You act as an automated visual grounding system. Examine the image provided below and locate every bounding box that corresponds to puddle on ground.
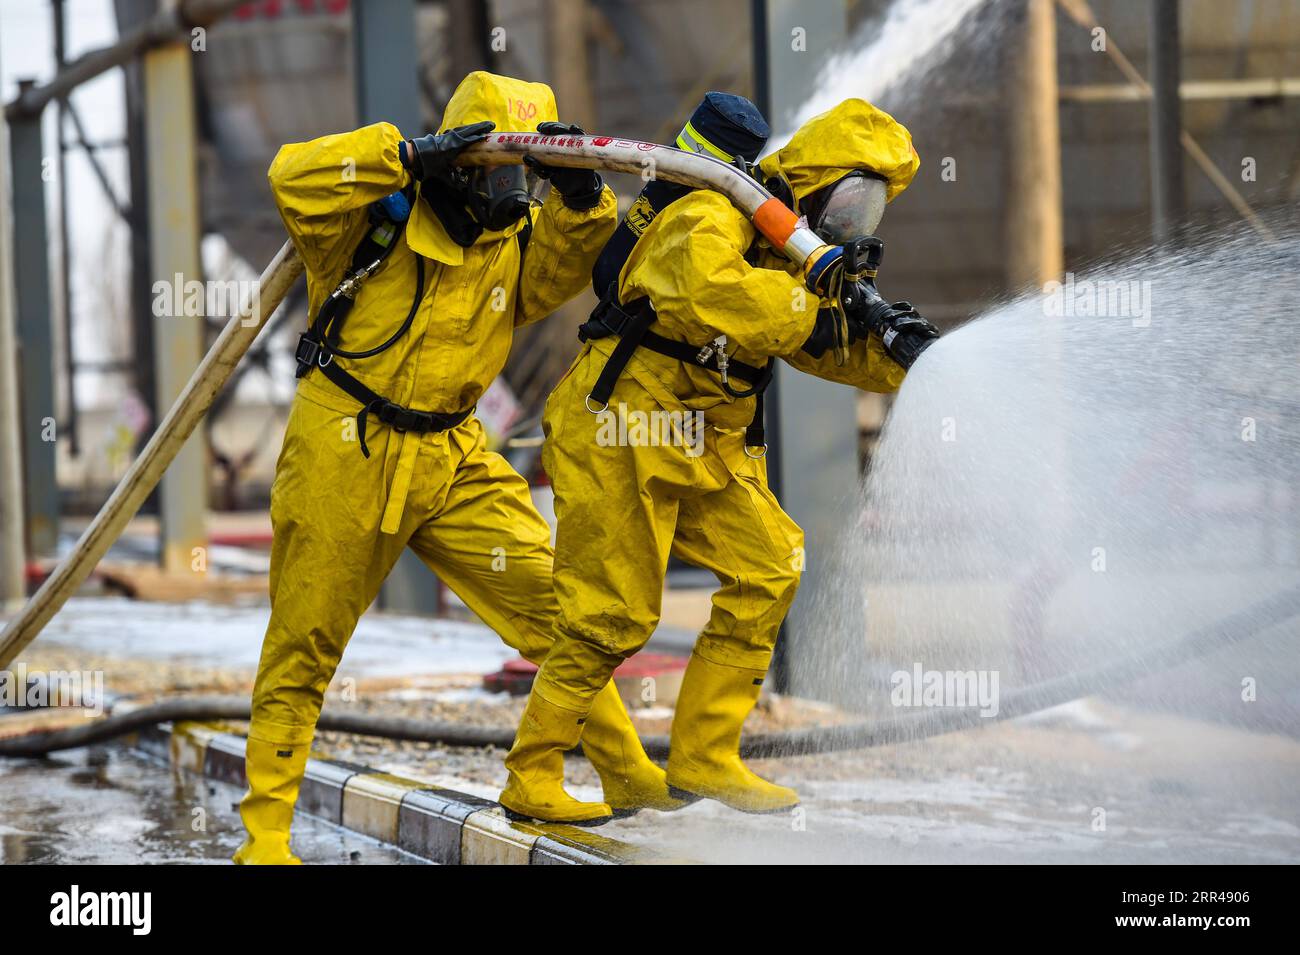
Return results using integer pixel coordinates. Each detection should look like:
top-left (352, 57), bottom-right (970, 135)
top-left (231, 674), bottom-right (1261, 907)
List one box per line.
top-left (0, 744), bottom-right (420, 865)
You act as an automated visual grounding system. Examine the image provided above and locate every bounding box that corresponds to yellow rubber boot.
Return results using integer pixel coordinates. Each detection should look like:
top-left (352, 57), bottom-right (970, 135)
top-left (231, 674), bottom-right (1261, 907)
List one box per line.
top-left (232, 737), bottom-right (311, 864)
top-left (666, 652), bottom-right (799, 814)
top-left (580, 682), bottom-right (685, 816)
top-left (500, 692), bottom-right (614, 825)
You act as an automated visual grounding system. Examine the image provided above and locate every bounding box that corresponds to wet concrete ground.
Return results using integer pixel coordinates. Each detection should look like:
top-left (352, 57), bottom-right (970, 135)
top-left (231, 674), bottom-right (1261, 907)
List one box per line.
top-left (0, 744), bottom-right (418, 865)
top-left (601, 702), bottom-right (1300, 864)
top-left (5, 699), bottom-right (1297, 865)
top-left (336, 698), bottom-right (1300, 865)
top-left (6, 597), bottom-right (1297, 865)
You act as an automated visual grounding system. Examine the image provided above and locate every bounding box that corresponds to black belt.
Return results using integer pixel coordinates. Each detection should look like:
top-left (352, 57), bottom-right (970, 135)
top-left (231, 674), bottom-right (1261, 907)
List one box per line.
top-left (578, 296), bottom-right (771, 451)
top-left (316, 359), bottom-right (472, 459)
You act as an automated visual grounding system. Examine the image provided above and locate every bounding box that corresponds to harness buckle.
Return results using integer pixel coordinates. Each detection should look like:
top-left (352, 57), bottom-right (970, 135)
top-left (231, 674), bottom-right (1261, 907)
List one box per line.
top-left (598, 305), bottom-right (633, 337)
top-left (377, 401), bottom-right (434, 433)
top-left (294, 333), bottom-right (323, 379)
top-left (585, 395), bottom-right (609, 415)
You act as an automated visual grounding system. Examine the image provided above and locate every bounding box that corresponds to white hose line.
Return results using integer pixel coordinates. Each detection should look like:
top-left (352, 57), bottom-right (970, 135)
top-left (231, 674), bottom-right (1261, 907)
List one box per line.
top-left (459, 132), bottom-right (830, 267)
top-left (0, 242), bottom-right (303, 670)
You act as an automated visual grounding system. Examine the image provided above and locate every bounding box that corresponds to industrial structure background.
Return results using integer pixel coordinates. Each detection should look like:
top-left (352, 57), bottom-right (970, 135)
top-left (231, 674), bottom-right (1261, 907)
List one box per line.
top-left (1, 0), bottom-right (1298, 873)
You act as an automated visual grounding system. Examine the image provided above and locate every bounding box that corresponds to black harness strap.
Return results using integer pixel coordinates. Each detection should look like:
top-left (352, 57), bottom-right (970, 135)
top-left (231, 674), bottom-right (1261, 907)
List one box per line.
top-left (295, 200), bottom-right (536, 459)
top-left (579, 292), bottom-right (772, 449)
top-left (516, 215), bottom-right (532, 258)
top-left (295, 191), bottom-right (419, 378)
top-left (582, 299), bottom-right (655, 410)
top-left (318, 360), bottom-right (472, 459)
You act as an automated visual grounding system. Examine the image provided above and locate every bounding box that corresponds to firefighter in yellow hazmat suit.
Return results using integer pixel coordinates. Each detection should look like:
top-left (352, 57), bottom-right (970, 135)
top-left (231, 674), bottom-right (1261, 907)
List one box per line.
top-left (235, 72), bottom-right (677, 864)
top-left (500, 98), bottom-right (938, 823)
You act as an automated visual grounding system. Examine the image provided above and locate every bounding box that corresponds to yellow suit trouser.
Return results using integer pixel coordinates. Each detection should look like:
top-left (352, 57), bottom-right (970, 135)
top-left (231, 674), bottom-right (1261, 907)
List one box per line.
top-left (249, 387), bottom-right (557, 749)
top-left (530, 351), bottom-right (805, 713)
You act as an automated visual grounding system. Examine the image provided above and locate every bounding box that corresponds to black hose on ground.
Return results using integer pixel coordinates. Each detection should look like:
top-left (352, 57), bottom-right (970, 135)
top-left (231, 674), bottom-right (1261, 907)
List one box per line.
top-left (0, 698), bottom-right (519, 759)
top-left (2, 585), bottom-right (1297, 761)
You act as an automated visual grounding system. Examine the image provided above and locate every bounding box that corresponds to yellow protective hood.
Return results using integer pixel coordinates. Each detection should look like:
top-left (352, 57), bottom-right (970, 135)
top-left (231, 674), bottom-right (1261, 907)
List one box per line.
top-left (408, 72), bottom-right (559, 265)
top-left (758, 99), bottom-right (919, 214)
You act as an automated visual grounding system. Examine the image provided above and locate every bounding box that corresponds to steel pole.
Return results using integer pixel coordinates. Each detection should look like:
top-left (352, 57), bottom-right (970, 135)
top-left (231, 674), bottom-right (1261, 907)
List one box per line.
top-left (1148, 0), bottom-right (1185, 247)
top-left (144, 39), bottom-right (207, 573)
top-left (8, 82), bottom-right (60, 559)
top-left (4, 0), bottom-right (249, 121)
top-left (0, 47), bottom-right (28, 606)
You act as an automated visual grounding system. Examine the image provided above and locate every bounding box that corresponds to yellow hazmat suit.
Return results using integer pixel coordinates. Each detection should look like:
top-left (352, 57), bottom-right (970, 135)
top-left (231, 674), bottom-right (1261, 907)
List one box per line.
top-left (500, 98), bottom-right (919, 819)
top-left (236, 72), bottom-right (668, 863)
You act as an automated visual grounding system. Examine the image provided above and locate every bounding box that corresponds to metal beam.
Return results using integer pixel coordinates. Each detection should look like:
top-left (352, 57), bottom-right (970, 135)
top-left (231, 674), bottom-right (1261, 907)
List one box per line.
top-left (350, 0), bottom-right (435, 615)
top-left (9, 81), bottom-right (60, 559)
top-left (0, 48), bottom-right (28, 604)
top-left (1005, 0), bottom-right (1064, 291)
top-left (1056, 0), bottom-right (1275, 241)
top-left (53, 0), bottom-right (79, 456)
top-left (4, 0), bottom-right (248, 122)
top-left (144, 41), bottom-right (206, 573)
top-left (1149, 0), bottom-right (1185, 247)
top-left (763, 0), bottom-right (856, 699)
top-left (546, 0), bottom-right (596, 129)
top-left (1060, 77), bottom-right (1300, 103)
top-left (1006, 0), bottom-right (1067, 686)
top-left (445, 0), bottom-right (497, 84)
top-left (751, 0), bottom-right (793, 692)
top-left (121, 14), bottom-right (158, 450)
top-left (352, 0), bottom-right (421, 133)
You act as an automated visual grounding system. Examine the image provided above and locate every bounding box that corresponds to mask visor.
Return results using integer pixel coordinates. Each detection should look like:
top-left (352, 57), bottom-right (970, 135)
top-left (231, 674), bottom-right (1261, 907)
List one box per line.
top-left (812, 174), bottom-right (888, 244)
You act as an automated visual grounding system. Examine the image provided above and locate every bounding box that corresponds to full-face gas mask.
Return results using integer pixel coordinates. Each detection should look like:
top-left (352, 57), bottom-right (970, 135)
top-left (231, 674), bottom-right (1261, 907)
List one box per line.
top-left (466, 164), bottom-right (532, 232)
top-left (803, 170), bottom-right (889, 245)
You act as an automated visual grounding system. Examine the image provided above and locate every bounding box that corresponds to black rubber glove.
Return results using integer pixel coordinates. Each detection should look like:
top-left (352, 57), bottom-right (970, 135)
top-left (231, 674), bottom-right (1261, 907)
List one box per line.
top-left (800, 307), bottom-right (853, 359)
top-left (525, 121), bottom-right (603, 209)
top-left (404, 121), bottom-right (495, 182)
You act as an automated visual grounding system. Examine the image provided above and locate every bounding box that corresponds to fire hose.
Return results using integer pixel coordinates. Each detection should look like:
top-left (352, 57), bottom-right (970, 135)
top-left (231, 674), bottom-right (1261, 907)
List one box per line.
top-left (3, 583), bottom-right (1296, 759)
top-left (2, 133), bottom-right (1295, 759)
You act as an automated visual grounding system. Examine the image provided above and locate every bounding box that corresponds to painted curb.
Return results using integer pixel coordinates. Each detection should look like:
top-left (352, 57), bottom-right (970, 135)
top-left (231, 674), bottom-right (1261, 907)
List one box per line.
top-left (134, 720), bottom-right (675, 865)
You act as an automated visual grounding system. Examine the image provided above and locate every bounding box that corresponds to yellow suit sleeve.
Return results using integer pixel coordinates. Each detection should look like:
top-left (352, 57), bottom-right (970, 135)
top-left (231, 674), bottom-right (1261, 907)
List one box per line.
top-left (782, 331), bottom-right (908, 393)
top-left (267, 122), bottom-right (410, 277)
top-left (513, 183), bottom-right (619, 328)
top-left (621, 190), bottom-right (820, 356)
